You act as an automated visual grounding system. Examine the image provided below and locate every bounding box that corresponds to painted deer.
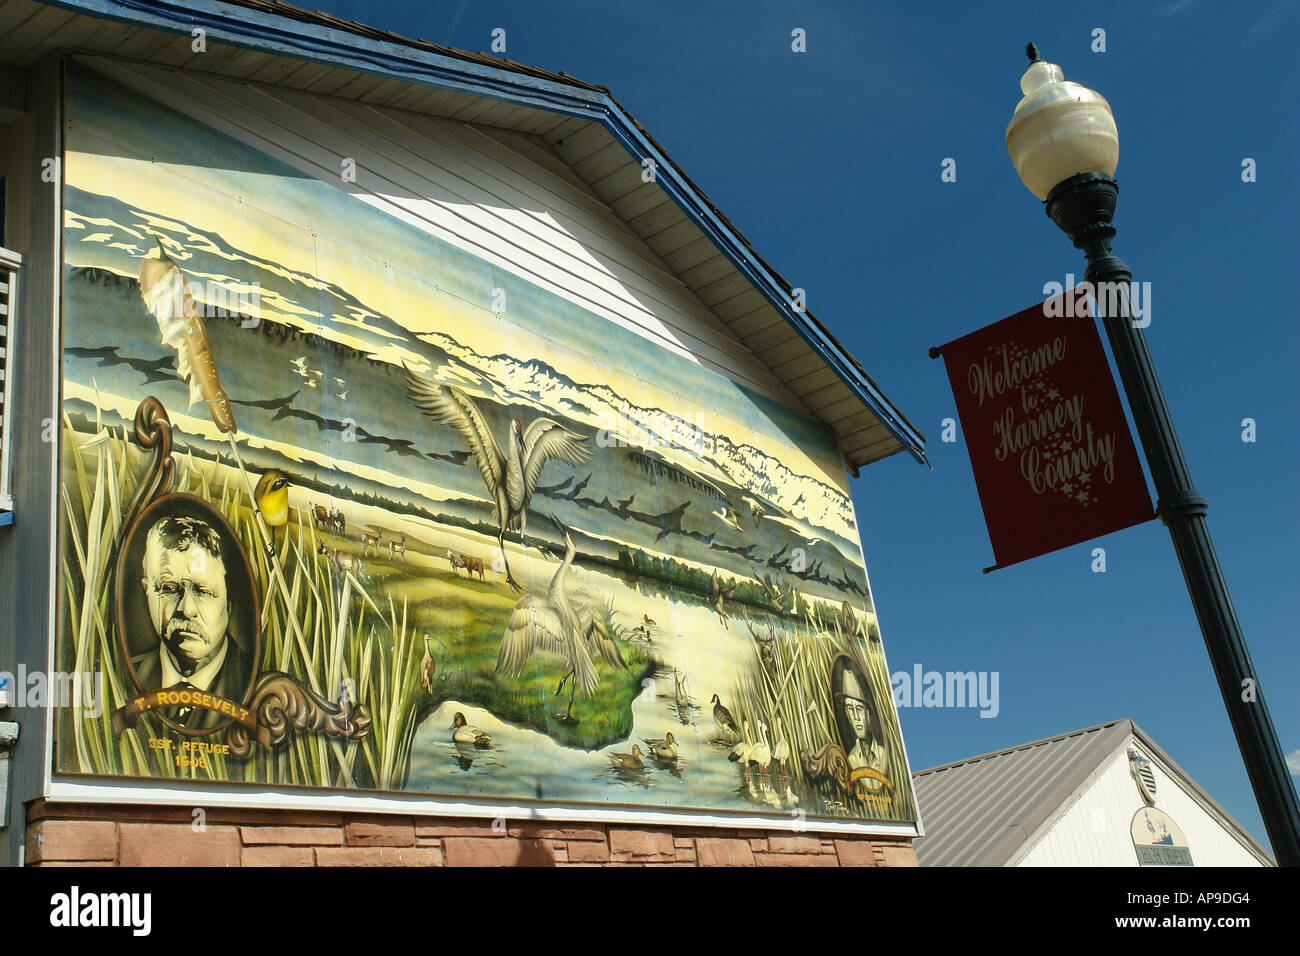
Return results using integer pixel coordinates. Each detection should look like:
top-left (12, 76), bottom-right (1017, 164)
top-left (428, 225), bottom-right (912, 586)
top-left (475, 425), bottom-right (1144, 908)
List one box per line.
top-left (318, 543), bottom-right (363, 578)
top-left (741, 607), bottom-right (778, 675)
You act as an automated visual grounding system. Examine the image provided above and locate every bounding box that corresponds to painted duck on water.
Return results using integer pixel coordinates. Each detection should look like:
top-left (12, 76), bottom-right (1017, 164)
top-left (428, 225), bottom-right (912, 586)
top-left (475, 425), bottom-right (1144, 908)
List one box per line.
top-left (642, 731), bottom-right (678, 761)
top-left (608, 745), bottom-right (643, 772)
top-left (450, 711), bottom-right (493, 748)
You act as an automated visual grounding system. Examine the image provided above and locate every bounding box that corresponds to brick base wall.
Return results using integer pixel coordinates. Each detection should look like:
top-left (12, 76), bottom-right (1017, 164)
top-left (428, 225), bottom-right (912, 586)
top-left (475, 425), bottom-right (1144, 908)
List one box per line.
top-left (25, 800), bottom-right (917, 867)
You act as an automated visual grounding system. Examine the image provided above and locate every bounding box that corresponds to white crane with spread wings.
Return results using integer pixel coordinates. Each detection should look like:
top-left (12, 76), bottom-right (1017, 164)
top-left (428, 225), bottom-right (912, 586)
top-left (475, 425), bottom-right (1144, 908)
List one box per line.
top-left (405, 369), bottom-right (591, 591)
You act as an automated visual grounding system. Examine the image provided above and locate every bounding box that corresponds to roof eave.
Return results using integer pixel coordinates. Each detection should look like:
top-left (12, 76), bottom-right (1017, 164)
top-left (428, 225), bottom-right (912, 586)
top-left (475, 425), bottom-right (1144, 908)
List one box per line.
top-left (42, 0), bottom-right (927, 466)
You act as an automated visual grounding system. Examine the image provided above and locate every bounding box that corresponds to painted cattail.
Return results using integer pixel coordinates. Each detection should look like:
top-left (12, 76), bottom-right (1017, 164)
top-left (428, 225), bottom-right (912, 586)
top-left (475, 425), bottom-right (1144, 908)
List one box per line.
top-left (138, 238), bottom-right (237, 433)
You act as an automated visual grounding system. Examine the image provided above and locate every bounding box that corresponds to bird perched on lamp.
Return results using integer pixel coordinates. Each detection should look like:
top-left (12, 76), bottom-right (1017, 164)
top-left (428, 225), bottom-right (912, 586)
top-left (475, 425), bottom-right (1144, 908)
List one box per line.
top-left (254, 469), bottom-right (292, 556)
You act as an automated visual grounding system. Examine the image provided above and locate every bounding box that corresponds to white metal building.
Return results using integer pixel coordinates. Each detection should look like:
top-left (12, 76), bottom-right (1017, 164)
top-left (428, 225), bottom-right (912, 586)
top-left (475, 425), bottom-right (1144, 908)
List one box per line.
top-left (0, 0), bottom-right (928, 867)
top-left (911, 718), bottom-right (1272, 867)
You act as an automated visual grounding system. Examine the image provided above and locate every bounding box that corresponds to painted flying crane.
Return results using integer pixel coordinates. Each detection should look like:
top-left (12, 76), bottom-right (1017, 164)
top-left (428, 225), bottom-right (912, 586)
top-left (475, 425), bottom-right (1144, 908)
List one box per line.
top-left (404, 369), bottom-right (591, 590)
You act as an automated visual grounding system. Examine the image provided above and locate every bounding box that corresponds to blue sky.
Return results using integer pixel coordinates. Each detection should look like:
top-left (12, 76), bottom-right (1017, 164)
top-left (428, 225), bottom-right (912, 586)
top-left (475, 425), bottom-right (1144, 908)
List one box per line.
top-left (310, 0), bottom-right (1298, 850)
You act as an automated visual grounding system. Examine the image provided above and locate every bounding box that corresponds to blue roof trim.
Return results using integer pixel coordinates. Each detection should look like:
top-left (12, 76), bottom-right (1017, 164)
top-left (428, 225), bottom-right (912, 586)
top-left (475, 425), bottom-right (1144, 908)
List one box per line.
top-left (599, 118), bottom-right (929, 466)
top-left (45, 0), bottom-right (927, 466)
top-left (0, 511), bottom-right (13, 527)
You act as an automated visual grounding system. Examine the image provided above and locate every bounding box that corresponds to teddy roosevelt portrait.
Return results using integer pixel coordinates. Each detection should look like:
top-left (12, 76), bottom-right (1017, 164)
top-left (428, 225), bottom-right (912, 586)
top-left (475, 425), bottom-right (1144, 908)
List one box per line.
top-left (132, 514), bottom-right (254, 729)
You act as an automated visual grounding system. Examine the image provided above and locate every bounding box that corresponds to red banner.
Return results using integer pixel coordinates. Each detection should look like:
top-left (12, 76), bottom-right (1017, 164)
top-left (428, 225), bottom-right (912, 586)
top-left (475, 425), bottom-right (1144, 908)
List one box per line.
top-left (936, 290), bottom-right (1154, 570)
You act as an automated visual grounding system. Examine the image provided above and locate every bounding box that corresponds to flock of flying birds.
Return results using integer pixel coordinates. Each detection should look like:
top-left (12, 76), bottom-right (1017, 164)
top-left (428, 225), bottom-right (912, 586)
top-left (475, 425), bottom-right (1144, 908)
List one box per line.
top-left (290, 356), bottom-right (348, 400)
top-left (710, 495), bottom-right (768, 534)
top-left (298, 357), bottom-right (797, 549)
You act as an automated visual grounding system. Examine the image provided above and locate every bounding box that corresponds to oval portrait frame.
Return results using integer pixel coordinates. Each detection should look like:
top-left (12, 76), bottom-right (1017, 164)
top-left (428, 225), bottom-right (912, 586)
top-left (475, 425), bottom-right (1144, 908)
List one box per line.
top-left (114, 492), bottom-right (261, 736)
top-left (830, 652), bottom-right (892, 790)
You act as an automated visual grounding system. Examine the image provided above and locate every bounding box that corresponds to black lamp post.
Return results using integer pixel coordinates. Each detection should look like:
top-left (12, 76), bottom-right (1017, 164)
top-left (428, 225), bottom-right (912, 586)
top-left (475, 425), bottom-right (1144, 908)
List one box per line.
top-left (1006, 44), bottom-right (1300, 865)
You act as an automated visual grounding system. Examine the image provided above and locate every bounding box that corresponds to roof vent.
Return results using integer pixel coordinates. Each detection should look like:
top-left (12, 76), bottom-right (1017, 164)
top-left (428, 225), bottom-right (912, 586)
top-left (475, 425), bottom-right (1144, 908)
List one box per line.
top-left (1128, 747), bottom-right (1157, 804)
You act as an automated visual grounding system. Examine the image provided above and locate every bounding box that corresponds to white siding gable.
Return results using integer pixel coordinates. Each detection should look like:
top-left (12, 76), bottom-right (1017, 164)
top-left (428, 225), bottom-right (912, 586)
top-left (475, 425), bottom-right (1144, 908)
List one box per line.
top-left (76, 55), bottom-right (804, 410)
top-left (1016, 738), bottom-right (1266, 867)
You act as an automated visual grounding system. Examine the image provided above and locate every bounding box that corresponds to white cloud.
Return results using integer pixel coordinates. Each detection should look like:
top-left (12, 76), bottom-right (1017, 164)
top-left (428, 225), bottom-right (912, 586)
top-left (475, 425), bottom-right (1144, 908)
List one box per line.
top-left (1288, 749), bottom-right (1300, 776)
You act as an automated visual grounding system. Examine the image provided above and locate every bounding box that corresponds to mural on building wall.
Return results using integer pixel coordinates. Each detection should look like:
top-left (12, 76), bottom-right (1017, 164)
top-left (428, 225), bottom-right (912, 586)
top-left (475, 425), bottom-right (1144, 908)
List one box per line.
top-left (53, 63), bottom-right (918, 825)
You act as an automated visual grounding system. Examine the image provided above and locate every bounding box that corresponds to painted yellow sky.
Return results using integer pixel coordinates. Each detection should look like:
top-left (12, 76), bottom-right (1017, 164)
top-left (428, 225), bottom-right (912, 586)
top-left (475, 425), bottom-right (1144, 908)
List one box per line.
top-left (63, 146), bottom-right (849, 499)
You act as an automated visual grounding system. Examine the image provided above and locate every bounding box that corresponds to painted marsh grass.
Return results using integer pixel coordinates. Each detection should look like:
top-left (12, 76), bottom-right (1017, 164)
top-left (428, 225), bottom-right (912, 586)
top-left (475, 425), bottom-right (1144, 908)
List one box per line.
top-left (59, 419), bottom-right (420, 789)
top-left (59, 419), bottom-right (652, 788)
top-left (730, 611), bottom-right (916, 821)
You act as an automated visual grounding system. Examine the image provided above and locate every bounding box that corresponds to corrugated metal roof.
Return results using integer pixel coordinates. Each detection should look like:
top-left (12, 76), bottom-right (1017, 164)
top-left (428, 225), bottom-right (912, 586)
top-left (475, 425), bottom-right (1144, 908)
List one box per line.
top-left (911, 719), bottom-right (1134, 866)
top-left (911, 718), bottom-right (1274, 866)
top-left (1, 0), bottom-right (928, 470)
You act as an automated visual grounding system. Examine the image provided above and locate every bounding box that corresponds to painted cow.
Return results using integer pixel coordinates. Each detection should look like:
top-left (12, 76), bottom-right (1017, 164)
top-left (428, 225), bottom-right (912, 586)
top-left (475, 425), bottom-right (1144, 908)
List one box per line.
top-left (447, 549), bottom-right (485, 581)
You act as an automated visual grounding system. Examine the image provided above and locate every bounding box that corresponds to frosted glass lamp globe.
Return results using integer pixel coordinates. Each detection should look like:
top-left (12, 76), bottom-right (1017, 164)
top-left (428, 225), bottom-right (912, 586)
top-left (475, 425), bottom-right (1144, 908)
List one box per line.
top-left (1006, 47), bottom-right (1118, 200)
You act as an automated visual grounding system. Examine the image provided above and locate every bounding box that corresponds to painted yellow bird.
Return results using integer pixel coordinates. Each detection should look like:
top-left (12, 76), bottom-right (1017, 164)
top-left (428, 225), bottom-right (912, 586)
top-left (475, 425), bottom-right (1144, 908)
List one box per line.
top-left (254, 469), bottom-right (292, 555)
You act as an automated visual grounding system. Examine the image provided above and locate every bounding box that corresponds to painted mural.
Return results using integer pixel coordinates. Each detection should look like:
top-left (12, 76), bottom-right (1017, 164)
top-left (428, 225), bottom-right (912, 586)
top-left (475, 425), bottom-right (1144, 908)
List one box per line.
top-left (53, 63), bottom-right (918, 826)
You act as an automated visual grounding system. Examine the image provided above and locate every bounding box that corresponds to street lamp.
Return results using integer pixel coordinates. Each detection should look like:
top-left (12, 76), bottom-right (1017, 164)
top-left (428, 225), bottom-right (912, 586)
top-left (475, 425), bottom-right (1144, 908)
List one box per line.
top-left (1006, 43), bottom-right (1300, 866)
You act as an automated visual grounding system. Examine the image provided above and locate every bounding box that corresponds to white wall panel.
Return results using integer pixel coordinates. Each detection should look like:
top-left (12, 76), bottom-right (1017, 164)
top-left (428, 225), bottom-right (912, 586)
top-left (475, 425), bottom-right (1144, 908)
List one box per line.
top-left (76, 54), bottom-right (803, 409)
top-left (1017, 742), bottom-right (1265, 867)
